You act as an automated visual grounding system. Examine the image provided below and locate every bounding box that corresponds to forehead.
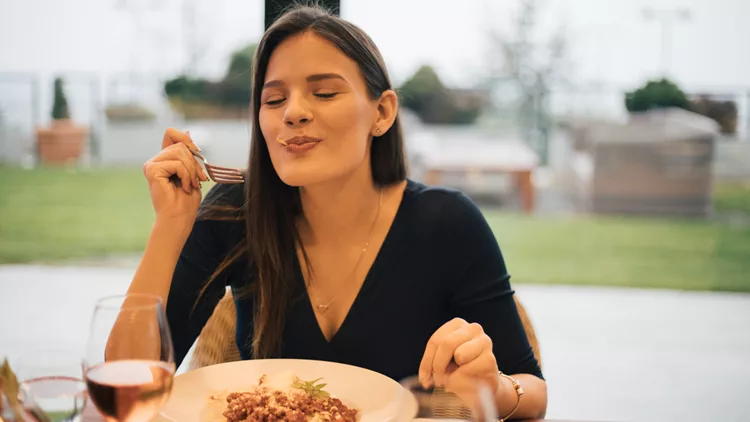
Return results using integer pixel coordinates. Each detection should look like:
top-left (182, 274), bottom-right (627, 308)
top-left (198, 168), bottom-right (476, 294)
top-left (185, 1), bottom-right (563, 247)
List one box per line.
top-left (265, 31), bottom-right (363, 83)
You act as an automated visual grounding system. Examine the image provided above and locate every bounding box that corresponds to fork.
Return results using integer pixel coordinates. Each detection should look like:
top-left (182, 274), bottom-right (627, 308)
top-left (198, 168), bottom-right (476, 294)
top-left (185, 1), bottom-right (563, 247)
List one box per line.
top-left (189, 148), bottom-right (245, 184)
top-left (399, 375), bottom-right (497, 421)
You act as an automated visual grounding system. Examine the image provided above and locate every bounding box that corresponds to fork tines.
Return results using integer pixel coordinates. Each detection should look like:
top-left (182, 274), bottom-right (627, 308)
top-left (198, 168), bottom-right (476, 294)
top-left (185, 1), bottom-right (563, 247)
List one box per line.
top-left (190, 149), bottom-right (245, 184)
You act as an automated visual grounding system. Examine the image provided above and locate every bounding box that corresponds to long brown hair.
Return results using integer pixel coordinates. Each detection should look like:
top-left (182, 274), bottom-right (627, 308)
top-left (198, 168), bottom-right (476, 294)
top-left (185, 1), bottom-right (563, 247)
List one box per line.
top-left (199, 4), bottom-right (407, 359)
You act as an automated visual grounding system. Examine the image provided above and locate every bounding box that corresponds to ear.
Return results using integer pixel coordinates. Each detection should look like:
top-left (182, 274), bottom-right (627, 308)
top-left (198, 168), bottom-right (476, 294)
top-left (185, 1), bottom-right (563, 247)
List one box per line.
top-left (371, 89), bottom-right (398, 137)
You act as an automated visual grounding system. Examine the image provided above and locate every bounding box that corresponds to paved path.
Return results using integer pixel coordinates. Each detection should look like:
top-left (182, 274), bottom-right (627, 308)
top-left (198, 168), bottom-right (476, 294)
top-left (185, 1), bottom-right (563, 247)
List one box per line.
top-left (1, 265), bottom-right (749, 421)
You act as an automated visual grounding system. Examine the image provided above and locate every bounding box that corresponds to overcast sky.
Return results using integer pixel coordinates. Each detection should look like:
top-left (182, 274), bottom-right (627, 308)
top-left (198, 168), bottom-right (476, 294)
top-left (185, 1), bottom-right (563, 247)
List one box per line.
top-left (2, 0), bottom-right (749, 92)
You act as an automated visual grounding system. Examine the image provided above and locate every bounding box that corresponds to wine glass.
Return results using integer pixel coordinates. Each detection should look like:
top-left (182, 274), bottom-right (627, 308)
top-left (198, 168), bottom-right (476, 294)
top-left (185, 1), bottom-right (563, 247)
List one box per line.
top-left (400, 375), bottom-right (497, 421)
top-left (15, 350), bottom-right (88, 422)
top-left (83, 294), bottom-right (175, 422)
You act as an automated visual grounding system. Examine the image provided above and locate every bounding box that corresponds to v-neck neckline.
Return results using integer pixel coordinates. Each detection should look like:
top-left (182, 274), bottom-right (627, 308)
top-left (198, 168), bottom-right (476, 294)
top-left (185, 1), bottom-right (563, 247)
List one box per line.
top-left (294, 180), bottom-right (414, 346)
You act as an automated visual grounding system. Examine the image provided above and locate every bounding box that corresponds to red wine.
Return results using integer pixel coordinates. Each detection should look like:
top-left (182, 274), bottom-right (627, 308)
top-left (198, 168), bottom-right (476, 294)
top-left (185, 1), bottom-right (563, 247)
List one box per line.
top-left (85, 360), bottom-right (174, 422)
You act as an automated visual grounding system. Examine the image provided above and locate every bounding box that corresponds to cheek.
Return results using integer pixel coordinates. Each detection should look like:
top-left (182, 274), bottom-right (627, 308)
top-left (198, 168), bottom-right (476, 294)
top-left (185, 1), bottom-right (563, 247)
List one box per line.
top-left (258, 110), bottom-right (285, 170)
top-left (325, 100), bottom-right (374, 152)
top-left (258, 109), bottom-right (277, 142)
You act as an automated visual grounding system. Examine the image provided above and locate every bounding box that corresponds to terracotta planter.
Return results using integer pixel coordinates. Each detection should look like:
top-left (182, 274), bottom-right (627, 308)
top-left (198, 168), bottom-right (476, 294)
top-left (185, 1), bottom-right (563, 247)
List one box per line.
top-left (35, 119), bottom-right (88, 165)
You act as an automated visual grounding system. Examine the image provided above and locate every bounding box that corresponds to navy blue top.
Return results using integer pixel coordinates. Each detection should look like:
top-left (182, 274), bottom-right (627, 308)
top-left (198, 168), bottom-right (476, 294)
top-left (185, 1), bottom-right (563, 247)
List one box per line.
top-left (166, 179), bottom-right (543, 382)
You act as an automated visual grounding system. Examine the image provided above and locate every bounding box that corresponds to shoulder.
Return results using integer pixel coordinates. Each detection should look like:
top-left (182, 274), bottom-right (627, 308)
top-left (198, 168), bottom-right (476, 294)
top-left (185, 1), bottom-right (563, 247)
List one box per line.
top-left (404, 179), bottom-right (486, 226)
top-left (404, 179), bottom-right (501, 259)
top-left (403, 181), bottom-right (508, 290)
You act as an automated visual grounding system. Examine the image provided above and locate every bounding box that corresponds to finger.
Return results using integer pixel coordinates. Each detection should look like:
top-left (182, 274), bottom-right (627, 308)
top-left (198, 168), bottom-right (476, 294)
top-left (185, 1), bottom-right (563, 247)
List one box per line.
top-left (145, 159), bottom-right (190, 190)
top-left (162, 127), bottom-right (201, 152)
top-left (432, 323), bottom-right (483, 386)
top-left (448, 351), bottom-right (497, 379)
top-left (177, 143), bottom-right (209, 182)
top-left (196, 162), bottom-right (209, 182)
top-left (419, 318), bottom-right (467, 385)
top-left (184, 130), bottom-right (203, 153)
top-left (152, 143), bottom-right (209, 183)
top-left (165, 144), bottom-right (204, 188)
top-left (152, 160), bottom-right (193, 194)
top-left (454, 333), bottom-right (492, 366)
top-left (419, 318), bottom-right (467, 387)
top-left (173, 144), bottom-right (201, 190)
top-left (190, 182), bottom-right (204, 202)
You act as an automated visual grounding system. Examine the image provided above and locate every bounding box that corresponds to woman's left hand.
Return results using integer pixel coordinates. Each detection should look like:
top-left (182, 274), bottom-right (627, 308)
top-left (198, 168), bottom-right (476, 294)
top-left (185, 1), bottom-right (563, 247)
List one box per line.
top-left (419, 318), bottom-right (500, 396)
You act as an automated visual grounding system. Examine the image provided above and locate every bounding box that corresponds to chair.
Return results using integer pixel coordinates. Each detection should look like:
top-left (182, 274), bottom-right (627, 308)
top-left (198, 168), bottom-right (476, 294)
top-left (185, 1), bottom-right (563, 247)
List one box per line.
top-left (190, 291), bottom-right (542, 371)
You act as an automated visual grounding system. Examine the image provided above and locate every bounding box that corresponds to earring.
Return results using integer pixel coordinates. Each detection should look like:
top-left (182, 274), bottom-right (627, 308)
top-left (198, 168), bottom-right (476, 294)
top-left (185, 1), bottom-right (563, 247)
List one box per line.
top-left (375, 128), bottom-right (382, 136)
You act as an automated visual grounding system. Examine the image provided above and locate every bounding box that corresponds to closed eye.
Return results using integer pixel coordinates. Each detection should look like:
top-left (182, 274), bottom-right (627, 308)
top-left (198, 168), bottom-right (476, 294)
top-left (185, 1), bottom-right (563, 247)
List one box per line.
top-left (265, 98), bottom-right (285, 106)
top-left (314, 92), bottom-right (339, 99)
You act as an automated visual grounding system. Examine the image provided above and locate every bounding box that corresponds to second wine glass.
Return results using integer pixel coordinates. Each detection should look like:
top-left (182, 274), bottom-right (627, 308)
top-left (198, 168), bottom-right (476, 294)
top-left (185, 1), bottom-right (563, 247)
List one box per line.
top-left (84, 294), bottom-right (175, 422)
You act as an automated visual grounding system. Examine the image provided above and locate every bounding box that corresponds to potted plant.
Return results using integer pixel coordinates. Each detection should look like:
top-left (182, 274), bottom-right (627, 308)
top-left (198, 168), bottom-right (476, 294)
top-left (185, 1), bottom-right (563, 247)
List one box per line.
top-left (35, 77), bottom-right (88, 165)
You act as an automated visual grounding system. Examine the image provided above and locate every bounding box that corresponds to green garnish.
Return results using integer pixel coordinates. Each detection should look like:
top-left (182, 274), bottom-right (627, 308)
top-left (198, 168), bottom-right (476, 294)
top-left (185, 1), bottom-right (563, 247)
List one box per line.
top-left (291, 377), bottom-right (331, 398)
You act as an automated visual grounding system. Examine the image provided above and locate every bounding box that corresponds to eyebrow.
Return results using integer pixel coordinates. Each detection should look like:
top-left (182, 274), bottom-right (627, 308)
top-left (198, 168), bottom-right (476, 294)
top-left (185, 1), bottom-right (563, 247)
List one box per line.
top-left (262, 73), bottom-right (347, 89)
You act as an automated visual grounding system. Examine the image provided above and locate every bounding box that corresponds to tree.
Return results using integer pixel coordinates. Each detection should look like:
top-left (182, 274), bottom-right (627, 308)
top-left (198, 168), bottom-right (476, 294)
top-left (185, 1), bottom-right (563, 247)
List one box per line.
top-left (625, 79), bottom-right (739, 134)
top-left (691, 95), bottom-right (738, 134)
top-left (625, 78), bottom-right (691, 112)
top-left (224, 43), bottom-right (257, 83)
top-left (399, 65), bottom-right (444, 117)
top-left (399, 65), bottom-right (484, 124)
top-left (485, 0), bottom-right (569, 164)
top-left (163, 42), bottom-right (258, 115)
top-left (115, 0), bottom-right (219, 77)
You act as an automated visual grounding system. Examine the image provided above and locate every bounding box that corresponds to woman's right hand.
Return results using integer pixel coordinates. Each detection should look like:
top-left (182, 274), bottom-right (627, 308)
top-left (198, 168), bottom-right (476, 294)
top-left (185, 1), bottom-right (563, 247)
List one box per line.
top-left (143, 128), bottom-right (209, 223)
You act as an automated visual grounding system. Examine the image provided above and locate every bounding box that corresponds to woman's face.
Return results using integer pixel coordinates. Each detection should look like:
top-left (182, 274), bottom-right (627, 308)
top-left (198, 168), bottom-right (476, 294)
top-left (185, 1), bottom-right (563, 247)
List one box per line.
top-left (259, 31), bottom-right (390, 187)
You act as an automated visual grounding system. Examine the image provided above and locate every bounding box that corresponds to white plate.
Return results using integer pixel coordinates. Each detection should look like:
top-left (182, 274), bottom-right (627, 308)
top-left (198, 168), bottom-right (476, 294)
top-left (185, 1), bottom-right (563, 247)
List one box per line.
top-left (158, 359), bottom-right (418, 422)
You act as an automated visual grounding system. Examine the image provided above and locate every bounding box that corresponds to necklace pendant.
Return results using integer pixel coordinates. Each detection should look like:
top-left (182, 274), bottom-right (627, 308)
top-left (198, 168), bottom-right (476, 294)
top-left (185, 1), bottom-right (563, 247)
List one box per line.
top-left (316, 304), bottom-right (330, 314)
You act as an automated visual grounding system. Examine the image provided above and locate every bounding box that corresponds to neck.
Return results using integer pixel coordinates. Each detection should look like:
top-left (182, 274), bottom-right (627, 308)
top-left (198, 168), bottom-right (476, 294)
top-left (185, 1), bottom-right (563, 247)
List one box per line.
top-left (298, 168), bottom-right (382, 247)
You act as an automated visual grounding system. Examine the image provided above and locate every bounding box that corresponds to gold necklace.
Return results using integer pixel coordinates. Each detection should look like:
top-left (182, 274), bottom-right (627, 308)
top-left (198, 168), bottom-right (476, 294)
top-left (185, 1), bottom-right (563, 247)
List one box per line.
top-left (307, 188), bottom-right (383, 314)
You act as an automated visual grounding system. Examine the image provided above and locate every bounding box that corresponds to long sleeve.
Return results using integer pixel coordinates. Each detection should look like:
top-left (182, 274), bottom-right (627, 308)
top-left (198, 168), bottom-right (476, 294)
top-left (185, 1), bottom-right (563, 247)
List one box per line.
top-left (166, 184), bottom-right (245, 367)
top-left (438, 191), bottom-right (544, 379)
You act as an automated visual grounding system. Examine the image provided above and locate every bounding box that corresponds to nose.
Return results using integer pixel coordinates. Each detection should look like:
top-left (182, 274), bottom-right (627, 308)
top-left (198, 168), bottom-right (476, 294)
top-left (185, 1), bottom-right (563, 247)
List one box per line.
top-left (283, 93), bottom-right (313, 128)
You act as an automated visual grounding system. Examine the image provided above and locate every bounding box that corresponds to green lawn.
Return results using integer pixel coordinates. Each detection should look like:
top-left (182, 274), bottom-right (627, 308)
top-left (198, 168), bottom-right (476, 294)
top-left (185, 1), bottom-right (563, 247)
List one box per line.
top-left (0, 166), bottom-right (155, 263)
top-left (714, 181), bottom-right (750, 214)
top-left (1, 165), bottom-right (749, 292)
top-left (487, 213), bottom-right (750, 292)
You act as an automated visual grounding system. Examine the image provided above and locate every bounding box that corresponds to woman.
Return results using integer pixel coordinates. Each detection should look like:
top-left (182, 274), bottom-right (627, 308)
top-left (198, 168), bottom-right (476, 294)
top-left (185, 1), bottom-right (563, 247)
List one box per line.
top-left (130, 5), bottom-right (546, 419)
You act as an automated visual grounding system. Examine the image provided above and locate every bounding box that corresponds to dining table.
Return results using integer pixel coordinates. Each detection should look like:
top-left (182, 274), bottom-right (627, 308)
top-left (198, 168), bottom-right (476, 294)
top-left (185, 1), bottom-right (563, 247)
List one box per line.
top-left (82, 404), bottom-right (597, 422)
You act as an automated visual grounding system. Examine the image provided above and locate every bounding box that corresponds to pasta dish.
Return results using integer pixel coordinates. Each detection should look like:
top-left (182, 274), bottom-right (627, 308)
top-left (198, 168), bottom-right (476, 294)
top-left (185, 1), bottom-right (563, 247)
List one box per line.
top-left (207, 372), bottom-right (358, 422)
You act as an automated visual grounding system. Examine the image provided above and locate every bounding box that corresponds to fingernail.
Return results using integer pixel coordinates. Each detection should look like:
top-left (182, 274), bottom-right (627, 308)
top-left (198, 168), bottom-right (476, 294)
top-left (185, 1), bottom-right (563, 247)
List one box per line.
top-left (201, 169), bottom-right (209, 181)
top-left (184, 130), bottom-right (202, 151)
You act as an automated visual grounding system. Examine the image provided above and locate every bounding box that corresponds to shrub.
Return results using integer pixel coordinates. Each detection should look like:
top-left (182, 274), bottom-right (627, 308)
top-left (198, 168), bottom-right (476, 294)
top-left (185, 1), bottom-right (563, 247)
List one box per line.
top-left (691, 95), bottom-right (738, 134)
top-left (624, 78), bottom-right (691, 113)
top-left (51, 77), bottom-right (71, 120)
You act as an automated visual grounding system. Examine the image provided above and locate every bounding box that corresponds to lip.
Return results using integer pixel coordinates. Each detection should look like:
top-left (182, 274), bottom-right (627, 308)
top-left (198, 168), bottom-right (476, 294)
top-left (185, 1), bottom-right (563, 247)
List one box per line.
top-left (277, 135), bottom-right (322, 154)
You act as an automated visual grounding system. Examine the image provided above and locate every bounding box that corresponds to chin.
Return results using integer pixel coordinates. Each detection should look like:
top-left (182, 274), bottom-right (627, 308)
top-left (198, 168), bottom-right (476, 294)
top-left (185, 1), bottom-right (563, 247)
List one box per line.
top-left (274, 164), bottom-right (338, 187)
